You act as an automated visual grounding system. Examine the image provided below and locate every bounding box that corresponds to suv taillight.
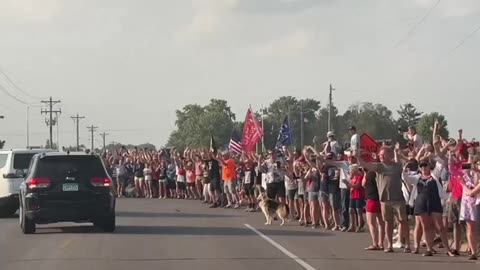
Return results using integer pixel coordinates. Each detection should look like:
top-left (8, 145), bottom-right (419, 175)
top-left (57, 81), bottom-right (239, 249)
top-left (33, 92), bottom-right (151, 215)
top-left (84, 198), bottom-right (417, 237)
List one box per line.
top-left (90, 177), bottom-right (111, 187)
top-left (26, 178), bottom-right (51, 189)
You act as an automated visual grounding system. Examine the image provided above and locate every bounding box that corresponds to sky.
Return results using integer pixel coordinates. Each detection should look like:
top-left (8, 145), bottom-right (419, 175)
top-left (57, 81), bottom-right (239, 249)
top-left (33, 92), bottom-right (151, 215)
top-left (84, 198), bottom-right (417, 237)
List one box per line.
top-left (0, 0), bottom-right (479, 149)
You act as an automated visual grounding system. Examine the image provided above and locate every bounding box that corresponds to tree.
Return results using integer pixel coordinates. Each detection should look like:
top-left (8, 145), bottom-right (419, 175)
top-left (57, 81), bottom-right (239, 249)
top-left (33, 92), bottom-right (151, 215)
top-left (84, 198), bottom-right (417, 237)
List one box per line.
top-left (262, 96), bottom-right (320, 149)
top-left (167, 99), bottom-right (236, 150)
top-left (341, 102), bottom-right (397, 140)
top-left (0, 140), bottom-right (5, 149)
top-left (397, 103), bottom-right (423, 129)
top-left (416, 112), bottom-right (449, 141)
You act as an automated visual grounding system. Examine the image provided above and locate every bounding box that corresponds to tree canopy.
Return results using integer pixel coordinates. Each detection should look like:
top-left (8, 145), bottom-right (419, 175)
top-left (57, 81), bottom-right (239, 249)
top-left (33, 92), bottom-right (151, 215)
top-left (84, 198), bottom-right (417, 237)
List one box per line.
top-left (166, 97), bottom-right (450, 151)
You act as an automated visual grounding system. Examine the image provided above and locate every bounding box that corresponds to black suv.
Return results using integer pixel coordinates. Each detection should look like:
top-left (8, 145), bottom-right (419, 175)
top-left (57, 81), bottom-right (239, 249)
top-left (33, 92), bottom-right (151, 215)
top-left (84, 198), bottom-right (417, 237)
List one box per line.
top-left (19, 152), bottom-right (116, 234)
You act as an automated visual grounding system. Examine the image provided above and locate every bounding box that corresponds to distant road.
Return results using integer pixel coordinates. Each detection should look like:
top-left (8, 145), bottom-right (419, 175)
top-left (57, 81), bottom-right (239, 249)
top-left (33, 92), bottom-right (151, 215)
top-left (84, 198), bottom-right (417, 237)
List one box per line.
top-left (0, 199), bottom-right (476, 270)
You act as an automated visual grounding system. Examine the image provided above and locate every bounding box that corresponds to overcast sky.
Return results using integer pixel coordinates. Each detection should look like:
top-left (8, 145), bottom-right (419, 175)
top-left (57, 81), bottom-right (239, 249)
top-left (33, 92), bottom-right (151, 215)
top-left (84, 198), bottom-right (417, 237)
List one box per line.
top-left (0, 0), bottom-right (479, 149)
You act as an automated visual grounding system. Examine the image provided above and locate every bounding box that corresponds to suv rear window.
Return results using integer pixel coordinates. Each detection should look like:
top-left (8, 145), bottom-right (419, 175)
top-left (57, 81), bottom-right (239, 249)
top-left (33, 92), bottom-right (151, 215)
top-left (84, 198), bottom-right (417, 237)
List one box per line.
top-left (13, 153), bottom-right (37, 170)
top-left (35, 156), bottom-right (107, 180)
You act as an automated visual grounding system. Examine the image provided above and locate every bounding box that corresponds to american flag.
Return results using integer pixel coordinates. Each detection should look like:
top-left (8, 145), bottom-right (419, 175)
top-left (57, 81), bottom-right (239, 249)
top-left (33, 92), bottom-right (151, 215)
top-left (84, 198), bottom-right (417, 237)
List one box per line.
top-left (229, 130), bottom-right (242, 154)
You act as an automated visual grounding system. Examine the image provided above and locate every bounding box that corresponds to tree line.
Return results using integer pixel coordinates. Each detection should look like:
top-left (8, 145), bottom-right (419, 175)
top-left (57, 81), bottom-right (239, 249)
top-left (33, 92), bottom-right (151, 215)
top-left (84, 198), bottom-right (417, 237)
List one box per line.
top-left (166, 97), bottom-right (449, 151)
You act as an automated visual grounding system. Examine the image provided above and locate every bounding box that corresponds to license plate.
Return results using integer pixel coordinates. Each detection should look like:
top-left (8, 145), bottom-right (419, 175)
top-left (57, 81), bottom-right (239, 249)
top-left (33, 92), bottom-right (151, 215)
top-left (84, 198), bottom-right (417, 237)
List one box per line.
top-left (62, 183), bottom-right (78, 192)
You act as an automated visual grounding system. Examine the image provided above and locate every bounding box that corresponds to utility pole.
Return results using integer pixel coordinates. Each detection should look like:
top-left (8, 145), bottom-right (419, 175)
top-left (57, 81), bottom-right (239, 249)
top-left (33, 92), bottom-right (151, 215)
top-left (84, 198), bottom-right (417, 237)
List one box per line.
top-left (328, 84), bottom-right (335, 132)
top-left (99, 132), bottom-right (109, 150)
top-left (71, 114), bottom-right (85, 151)
top-left (41, 97), bottom-right (61, 149)
top-left (87, 125), bottom-right (98, 152)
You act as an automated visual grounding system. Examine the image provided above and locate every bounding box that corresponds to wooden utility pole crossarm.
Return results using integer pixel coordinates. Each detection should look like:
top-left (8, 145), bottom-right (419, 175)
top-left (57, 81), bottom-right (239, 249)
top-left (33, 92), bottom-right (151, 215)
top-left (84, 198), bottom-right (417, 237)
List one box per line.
top-left (41, 97), bottom-right (61, 149)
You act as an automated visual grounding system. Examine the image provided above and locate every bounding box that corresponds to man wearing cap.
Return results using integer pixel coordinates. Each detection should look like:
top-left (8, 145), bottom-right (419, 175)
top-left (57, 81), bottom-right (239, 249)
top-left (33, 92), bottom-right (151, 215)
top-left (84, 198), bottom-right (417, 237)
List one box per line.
top-left (323, 131), bottom-right (342, 156)
top-left (349, 126), bottom-right (361, 155)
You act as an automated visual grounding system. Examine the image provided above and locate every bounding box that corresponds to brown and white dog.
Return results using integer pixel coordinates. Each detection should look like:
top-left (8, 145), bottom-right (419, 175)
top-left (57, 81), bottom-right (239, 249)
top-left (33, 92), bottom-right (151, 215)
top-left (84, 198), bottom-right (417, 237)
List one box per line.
top-left (257, 193), bottom-right (290, 226)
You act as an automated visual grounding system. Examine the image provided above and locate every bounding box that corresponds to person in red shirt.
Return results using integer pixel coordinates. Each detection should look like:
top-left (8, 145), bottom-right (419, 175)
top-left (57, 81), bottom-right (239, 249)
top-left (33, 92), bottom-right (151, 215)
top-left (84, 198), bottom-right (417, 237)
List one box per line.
top-left (348, 164), bottom-right (365, 233)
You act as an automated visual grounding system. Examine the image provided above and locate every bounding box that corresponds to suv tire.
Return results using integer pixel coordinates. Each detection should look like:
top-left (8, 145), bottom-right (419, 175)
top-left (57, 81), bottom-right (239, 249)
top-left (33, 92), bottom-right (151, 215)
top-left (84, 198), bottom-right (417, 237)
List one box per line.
top-left (94, 212), bottom-right (115, 232)
top-left (20, 204), bottom-right (35, 234)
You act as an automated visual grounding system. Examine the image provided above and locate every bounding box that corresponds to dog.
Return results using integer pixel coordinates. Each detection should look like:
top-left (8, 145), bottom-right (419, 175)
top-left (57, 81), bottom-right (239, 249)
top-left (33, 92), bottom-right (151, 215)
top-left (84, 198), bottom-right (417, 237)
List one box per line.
top-left (257, 193), bottom-right (290, 226)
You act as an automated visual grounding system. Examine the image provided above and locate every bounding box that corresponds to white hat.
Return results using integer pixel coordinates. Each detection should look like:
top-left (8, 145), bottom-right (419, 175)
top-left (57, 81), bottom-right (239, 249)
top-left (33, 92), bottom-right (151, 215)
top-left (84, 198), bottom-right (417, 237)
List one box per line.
top-left (327, 131), bottom-right (335, 137)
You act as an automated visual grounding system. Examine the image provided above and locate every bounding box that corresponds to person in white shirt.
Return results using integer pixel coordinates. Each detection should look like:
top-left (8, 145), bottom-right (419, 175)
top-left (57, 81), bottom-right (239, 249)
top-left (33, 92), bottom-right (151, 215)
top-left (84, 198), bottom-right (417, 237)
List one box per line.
top-left (401, 126), bottom-right (423, 151)
top-left (323, 131), bottom-right (342, 156)
top-left (349, 126), bottom-right (361, 155)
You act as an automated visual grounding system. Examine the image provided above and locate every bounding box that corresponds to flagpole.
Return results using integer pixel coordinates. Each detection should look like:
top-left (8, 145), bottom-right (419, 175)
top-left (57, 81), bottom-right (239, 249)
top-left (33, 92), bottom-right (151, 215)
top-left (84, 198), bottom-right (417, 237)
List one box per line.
top-left (300, 101), bottom-right (304, 148)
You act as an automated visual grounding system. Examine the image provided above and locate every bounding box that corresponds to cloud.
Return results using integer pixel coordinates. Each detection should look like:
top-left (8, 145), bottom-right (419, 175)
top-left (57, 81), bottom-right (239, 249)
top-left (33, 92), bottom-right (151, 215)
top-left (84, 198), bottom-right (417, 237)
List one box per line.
top-left (254, 29), bottom-right (316, 56)
top-left (0, 0), bottom-right (61, 21)
top-left (412, 0), bottom-right (480, 17)
top-left (175, 0), bottom-right (239, 41)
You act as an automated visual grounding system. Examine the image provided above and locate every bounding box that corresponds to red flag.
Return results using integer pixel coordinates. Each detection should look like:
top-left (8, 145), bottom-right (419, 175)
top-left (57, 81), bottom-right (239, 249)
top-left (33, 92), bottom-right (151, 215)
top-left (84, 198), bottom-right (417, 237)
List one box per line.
top-left (360, 133), bottom-right (379, 162)
top-left (242, 107), bottom-right (264, 153)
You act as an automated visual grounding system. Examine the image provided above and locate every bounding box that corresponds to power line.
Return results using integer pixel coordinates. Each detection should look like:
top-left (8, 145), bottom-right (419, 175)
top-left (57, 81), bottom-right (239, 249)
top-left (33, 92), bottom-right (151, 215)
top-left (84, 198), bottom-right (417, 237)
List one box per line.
top-left (0, 68), bottom-right (44, 100)
top-left (446, 23), bottom-right (480, 56)
top-left (395, 0), bottom-right (441, 47)
top-left (0, 82), bottom-right (29, 105)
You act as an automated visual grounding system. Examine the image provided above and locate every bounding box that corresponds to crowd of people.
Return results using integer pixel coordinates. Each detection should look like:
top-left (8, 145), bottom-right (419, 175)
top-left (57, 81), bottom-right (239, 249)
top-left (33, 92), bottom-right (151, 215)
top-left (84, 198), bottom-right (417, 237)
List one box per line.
top-left (100, 123), bottom-right (480, 261)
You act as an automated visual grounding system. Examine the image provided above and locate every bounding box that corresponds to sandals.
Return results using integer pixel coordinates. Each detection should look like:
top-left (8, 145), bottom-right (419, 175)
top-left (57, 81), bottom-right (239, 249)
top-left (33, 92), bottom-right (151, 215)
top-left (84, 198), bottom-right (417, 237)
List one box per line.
top-left (384, 248), bottom-right (394, 253)
top-left (423, 251), bottom-right (433, 257)
top-left (365, 246), bottom-right (382, 251)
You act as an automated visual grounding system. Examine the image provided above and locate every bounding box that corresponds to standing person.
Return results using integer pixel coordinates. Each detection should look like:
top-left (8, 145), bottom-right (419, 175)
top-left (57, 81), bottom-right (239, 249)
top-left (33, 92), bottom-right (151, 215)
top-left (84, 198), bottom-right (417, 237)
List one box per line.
top-left (304, 159), bottom-right (321, 228)
top-left (217, 152), bottom-right (238, 208)
top-left (243, 159), bottom-right (257, 212)
top-left (186, 162), bottom-right (199, 199)
top-left (158, 161), bottom-right (168, 199)
top-left (208, 151), bottom-right (222, 208)
top-left (134, 160), bottom-right (145, 198)
top-left (262, 151), bottom-right (287, 203)
top-left (461, 161), bottom-right (480, 261)
top-left (348, 164), bottom-right (365, 232)
top-left (194, 154), bottom-right (205, 200)
top-left (356, 147), bottom-right (411, 253)
top-left (349, 126), bottom-right (361, 155)
top-left (116, 159), bottom-right (128, 198)
top-left (320, 153), bottom-right (336, 230)
top-left (285, 158), bottom-right (299, 220)
top-left (176, 159), bottom-right (187, 199)
top-left (143, 163), bottom-right (153, 198)
top-left (166, 162), bottom-right (177, 199)
top-left (402, 161), bottom-right (455, 257)
top-left (363, 168), bottom-right (385, 251)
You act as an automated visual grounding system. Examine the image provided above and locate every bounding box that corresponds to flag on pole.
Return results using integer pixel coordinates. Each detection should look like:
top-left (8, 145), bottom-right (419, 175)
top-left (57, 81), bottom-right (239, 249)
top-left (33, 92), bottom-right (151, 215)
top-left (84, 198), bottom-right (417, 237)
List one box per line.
top-left (210, 135), bottom-right (217, 153)
top-left (229, 129), bottom-right (242, 154)
top-left (242, 106), bottom-right (264, 153)
top-left (276, 116), bottom-right (292, 147)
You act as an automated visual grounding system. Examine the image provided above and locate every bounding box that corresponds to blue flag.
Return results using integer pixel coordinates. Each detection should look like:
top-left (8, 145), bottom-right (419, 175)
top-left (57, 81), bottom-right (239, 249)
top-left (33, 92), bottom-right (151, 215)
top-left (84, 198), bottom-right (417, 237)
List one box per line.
top-left (276, 116), bottom-right (292, 147)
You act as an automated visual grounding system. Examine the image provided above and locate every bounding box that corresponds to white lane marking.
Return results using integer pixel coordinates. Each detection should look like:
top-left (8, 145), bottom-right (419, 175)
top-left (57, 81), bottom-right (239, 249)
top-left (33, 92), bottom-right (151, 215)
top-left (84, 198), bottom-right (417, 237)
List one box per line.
top-left (244, 224), bottom-right (316, 270)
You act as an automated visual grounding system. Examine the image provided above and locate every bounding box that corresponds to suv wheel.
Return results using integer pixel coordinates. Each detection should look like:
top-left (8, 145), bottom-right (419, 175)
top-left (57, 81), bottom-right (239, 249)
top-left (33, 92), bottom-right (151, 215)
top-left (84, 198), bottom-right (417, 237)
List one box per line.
top-left (94, 212), bottom-right (115, 232)
top-left (19, 204), bottom-right (35, 234)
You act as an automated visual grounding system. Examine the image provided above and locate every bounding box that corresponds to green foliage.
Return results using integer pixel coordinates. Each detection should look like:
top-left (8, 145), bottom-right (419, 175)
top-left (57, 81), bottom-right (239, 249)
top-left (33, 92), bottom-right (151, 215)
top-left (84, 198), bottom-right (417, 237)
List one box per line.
top-left (0, 139), bottom-right (5, 149)
top-left (167, 97), bottom-right (449, 151)
top-left (167, 99), bottom-right (236, 150)
top-left (397, 103), bottom-right (423, 129)
top-left (416, 112), bottom-right (449, 142)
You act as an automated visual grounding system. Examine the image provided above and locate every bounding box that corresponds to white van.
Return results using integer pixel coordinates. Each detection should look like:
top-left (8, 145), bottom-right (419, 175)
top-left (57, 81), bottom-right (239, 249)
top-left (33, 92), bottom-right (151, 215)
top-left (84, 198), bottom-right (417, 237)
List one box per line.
top-left (0, 149), bottom-right (54, 217)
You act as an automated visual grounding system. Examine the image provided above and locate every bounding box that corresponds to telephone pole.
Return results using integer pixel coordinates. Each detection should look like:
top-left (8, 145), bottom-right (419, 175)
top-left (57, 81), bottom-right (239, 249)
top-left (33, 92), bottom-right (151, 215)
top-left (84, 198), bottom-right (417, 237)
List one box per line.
top-left (87, 125), bottom-right (98, 152)
top-left (328, 84), bottom-right (335, 132)
top-left (99, 132), bottom-right (109, 150)
top-left (71, 114), bottom-right (85, 151)
top-left (41, 97), bottom-right (61, 149)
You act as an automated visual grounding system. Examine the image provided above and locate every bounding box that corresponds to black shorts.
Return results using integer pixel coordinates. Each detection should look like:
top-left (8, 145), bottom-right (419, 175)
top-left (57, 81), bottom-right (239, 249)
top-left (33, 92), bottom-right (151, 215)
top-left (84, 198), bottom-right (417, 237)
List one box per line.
top-left (177, 182), bottom-right (186, 190)
top-left (266, 181), bottom-right (286, 199)
top-left (117, 176), bottom-right (128, 186)
top-left (243, 183), bottom-right (254, 196)
top-left (187, 182), bottom-right (195, 188)
top-left (350, 198), bottom-right (365, 209)
top-left (209, 177), bottom-right (222, 192)
top-left (167, 180), bottom-right (176, 189)
top-left (287, 189), bottom-right (298, 201)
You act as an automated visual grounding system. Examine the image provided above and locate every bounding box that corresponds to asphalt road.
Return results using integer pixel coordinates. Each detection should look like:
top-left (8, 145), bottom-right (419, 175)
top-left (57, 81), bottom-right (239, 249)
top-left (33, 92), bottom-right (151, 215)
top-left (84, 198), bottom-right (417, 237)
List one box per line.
top-left (0, 199), bottom-right (477, 270)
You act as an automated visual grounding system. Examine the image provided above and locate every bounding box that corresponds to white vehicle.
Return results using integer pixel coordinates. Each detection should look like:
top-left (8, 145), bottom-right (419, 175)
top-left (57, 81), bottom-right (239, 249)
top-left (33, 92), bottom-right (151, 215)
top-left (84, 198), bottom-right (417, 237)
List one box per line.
top-left (0, 149), bottom-right (53, 217)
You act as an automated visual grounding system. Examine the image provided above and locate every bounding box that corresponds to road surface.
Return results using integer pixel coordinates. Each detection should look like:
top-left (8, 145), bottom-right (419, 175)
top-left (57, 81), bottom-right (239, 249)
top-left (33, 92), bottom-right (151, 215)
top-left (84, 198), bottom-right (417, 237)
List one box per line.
top-left (0, 199), bottom-right (477, 270)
